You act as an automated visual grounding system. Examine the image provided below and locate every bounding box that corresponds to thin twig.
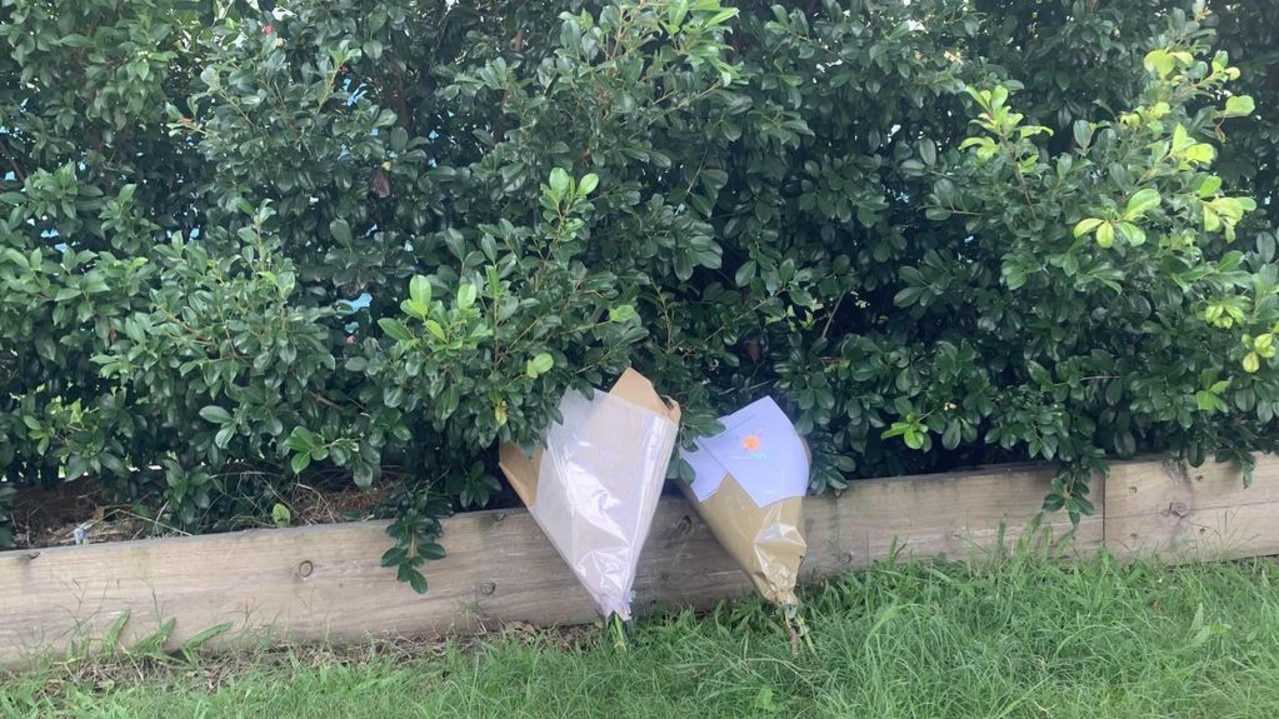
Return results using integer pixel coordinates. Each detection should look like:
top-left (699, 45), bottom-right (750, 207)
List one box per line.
top-left (0, 140), bottom-right (26, 183)
top-left (821, 292), bottom-right (847, 340)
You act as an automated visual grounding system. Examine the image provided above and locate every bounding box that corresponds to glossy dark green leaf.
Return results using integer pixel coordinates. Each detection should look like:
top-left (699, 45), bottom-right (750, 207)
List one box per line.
top-left (199, 406), bottom-right (233, 425)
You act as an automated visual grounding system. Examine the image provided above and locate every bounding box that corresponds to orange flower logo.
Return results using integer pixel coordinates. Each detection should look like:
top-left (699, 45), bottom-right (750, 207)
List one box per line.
top-left (741, 434), bottom-right (762, 452)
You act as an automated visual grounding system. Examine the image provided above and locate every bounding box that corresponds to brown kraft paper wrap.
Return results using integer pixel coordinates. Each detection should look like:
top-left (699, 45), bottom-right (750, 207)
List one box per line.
top-left (677, 397), bottom-right (809, 607)
top-left (676, 474), bottom-right (805, 606)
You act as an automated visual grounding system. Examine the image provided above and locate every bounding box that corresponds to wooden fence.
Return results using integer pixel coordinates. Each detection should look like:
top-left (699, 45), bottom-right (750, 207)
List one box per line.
top-left (2, 455), bottom-right (1276, 668)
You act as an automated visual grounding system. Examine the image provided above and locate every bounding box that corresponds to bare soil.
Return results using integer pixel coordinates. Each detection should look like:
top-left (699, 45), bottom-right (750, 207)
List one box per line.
top-left (7, 478), bottom-right (395, 550)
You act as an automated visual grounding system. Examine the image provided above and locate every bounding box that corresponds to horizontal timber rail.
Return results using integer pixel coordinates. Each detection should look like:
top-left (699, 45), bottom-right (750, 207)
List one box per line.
top-left (1, 455), bottom-right (1274, 668)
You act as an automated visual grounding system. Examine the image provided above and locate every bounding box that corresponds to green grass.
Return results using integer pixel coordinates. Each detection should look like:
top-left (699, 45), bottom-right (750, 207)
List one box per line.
top-left (7, 550), bottom-right (1279, 718)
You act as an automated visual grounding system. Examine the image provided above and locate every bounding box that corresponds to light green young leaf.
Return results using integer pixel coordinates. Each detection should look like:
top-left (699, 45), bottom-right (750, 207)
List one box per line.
top-left (1073, 218), bottom-right (1103, 238)
top-left (1172, 124), bottom-right (1192, 151)
top-left (1124, 188), bottom-right (1161, 219)
top-left (1196, 175), bottom-right (1222, 198)
top-left (1095, 222), bottom-right (1115, 249)
top-left (1195, 390), bottom-right (1226, 412)
top-left (1204, 206), bottom-right (1222, 232)
top-left (548, 168), bottom-right (571, 197)
top-left (1143, 49), bottom-right (1175, 79)
top-left (409, 275), bottom-right (432, 306)
top-left (272, 503), bottom-right (292, 528)
top-left (1211, 197), bottom-right (1249, 221)
top-left (401, 299), bottom-right (429, 319)
top-left (457, 283), bottom-right (478, 310)
top-left (609, 304), bottom-right (637, 322)
top-left (1116, 222), bottom-right (1147, 247)
top-left (1223, 95), bottom-right (1255, 118)
top-left (525, 352), bottom-right (554, 378)
top-left (1184, 143), bottom-right (1216, 164)
top-left (880, 421), bottom-right (909, 439)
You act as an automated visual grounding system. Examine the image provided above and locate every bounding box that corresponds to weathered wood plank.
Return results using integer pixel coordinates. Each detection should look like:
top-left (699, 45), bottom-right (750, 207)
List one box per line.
top-left (1104, 455), bottom-right (1279, 562)
top-left (800, 462), bottom-right (1103, 581)
top-left (0, 461), bottom-right (1101, 667)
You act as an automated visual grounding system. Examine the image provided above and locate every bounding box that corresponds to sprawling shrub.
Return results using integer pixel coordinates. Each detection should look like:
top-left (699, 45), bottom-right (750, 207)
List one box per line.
top-left (1, 0), bottom-right (1276, 588)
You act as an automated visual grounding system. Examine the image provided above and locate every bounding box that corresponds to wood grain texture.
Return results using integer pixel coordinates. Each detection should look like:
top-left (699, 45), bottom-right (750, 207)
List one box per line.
top-left (1104, 455), bottom-right (1279, 562)
top-left (0, 460), bottom-right (1102, 667)
top-left (801, 462), bottom-right (1104, 581)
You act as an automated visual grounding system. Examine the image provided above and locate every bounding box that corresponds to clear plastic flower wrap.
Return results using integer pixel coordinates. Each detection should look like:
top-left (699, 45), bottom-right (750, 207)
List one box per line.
top-left (499, 369), bottom-right (681, 623)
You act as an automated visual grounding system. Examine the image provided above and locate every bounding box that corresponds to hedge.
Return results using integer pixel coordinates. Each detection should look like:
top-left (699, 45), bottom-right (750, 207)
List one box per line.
top-left (1, 0), bottom-right (1276, 589)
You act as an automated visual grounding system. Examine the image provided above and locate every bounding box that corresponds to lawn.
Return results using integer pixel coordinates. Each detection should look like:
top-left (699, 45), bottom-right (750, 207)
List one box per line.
top-left (5, 550), bottom-right (1279, 718)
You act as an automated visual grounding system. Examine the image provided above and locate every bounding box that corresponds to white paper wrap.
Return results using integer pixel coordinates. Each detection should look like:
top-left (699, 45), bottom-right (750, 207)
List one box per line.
top-left (685, 396), bottom-right (809, 506)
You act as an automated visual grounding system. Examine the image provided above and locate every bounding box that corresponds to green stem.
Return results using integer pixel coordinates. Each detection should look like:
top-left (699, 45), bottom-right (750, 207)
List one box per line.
top-left (609, 613), bottom-right (629, 652)
top-left (782, 603), bottom-right (815, 657)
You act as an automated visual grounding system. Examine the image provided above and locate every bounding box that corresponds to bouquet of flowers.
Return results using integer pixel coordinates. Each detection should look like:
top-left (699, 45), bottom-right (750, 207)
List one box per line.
top-left (677, 396), bottom-right (812, 653)
top-left (499, 369), bottom-right (680, 645)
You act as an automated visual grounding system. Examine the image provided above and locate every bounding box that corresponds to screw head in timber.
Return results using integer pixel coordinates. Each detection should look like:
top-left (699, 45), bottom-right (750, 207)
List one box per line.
top-left (677, 515), bottom-right (694, 535)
